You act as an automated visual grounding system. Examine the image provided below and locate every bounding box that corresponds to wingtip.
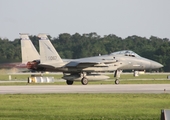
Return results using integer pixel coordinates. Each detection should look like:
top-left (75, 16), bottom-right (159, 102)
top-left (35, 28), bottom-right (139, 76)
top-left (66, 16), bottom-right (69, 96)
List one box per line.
top-left (37, 33), bottom-right (49, 39)
top-left (19, 33), bottom-right (29, 35)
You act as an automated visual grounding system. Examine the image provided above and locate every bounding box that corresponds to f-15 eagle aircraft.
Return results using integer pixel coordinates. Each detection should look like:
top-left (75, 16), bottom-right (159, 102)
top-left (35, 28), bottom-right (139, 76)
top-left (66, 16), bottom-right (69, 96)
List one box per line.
top-left (27, 34), bottom-right (162, 85)
top-left (32, 34), bottom-right (163, 85)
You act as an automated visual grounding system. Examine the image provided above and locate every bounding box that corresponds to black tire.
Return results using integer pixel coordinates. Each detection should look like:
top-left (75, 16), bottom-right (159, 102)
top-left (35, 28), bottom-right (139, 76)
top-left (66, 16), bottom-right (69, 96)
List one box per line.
top-left (66, 80), bottom-right (74, 85)
top-left (115, 79), bottom-right (119, 85)
top-left (81, 77), bottom-right (88, 85)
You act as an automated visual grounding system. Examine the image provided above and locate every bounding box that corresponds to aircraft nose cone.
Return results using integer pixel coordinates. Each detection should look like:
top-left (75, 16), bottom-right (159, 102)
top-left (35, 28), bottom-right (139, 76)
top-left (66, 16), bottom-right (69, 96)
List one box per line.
top-left (151, 61), bottom-right (163, 69)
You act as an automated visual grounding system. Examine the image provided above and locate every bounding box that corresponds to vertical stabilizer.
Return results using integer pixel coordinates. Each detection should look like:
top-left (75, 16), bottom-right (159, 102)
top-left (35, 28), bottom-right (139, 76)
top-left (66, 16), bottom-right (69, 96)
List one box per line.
top-left (38, 34), bottom-right (63, 65)
top-left (20, 33), bottom-right (40, 63)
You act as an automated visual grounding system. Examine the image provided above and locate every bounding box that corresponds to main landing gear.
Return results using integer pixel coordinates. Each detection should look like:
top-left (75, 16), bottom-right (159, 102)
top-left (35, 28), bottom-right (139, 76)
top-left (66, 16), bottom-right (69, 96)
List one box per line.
top-left (114, 70), bottom-right (122, 85)
top-left (115, 79), bottom-right (120, 84)
top-left (64, 72), bottom-right (89, 85)
top-left (80, 72), bottom-right (88, 85)
top-left (66, 77), bottom-right (88, 85)
top-left (81, 77), bottom-right (88, 85)
top-left (66, 80), bottom-right (74, 85)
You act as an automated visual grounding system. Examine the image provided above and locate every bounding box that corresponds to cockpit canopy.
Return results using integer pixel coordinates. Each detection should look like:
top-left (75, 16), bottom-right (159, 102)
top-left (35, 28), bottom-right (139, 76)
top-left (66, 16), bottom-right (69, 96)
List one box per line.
top-left (110, 50), bottom-right (140, 57)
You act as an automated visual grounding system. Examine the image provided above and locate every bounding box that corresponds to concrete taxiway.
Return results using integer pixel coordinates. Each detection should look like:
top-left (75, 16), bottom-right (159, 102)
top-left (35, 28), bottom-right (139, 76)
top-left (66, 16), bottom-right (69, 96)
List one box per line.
top-left (0, 84), bottom-right (169, 94)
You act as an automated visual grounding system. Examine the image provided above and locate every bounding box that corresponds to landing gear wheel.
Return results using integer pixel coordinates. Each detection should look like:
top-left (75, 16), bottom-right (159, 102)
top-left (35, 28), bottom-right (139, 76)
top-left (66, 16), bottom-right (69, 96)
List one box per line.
top-left (115, 79), bottom-right (119, 85)
top-left (66, 80), bottom-right (74, 85)
top-left (81, 77), bottom-right (88, 85)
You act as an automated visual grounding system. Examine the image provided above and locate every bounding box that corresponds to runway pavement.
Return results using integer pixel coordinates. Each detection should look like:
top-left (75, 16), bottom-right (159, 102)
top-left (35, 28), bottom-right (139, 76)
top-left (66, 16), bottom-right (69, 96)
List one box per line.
top-left (0, 84), bottom-right (169, 94)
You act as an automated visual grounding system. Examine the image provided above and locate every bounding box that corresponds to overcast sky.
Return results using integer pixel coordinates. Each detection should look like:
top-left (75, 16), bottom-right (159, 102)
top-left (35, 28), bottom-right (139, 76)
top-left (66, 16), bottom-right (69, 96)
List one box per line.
top-left (0, 0), bottom-right (170, 40)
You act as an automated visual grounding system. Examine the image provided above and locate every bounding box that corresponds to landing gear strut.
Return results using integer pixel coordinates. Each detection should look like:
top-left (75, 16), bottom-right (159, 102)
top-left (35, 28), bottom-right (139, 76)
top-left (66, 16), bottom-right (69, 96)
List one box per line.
top-left (80, 72), bottom-right (88, 85)
top-left (114, 70), bottom-right (122, 85)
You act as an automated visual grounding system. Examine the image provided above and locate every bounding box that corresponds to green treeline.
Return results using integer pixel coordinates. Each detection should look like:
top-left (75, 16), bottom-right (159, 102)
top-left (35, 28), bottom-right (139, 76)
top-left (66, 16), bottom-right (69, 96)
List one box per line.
top-left (0, 32), bottom-right (170, 71)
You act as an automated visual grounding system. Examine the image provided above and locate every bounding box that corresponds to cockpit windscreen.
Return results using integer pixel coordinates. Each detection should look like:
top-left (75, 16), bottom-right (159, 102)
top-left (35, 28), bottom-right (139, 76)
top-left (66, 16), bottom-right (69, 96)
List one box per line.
top-left (111, 50), bottom-right (140, 57)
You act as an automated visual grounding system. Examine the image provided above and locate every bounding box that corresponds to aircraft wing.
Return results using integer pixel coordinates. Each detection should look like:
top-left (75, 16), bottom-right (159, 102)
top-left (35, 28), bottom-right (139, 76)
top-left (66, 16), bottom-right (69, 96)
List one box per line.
top-left (38, 59), bottom-right (118, 68)
top-left (65, 59), bottom-right (118, 67)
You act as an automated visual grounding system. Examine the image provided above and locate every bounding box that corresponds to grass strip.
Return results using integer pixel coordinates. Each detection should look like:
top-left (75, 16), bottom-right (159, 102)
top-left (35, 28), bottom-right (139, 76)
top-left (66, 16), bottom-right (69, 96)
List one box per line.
top-left (0, 93), bottom-right (169, 120)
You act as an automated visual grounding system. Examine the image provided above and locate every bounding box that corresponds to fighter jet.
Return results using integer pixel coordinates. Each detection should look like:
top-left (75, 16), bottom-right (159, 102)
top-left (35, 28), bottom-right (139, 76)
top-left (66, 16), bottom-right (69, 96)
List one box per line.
top-left (34, 34), bottom-right (163, 85)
